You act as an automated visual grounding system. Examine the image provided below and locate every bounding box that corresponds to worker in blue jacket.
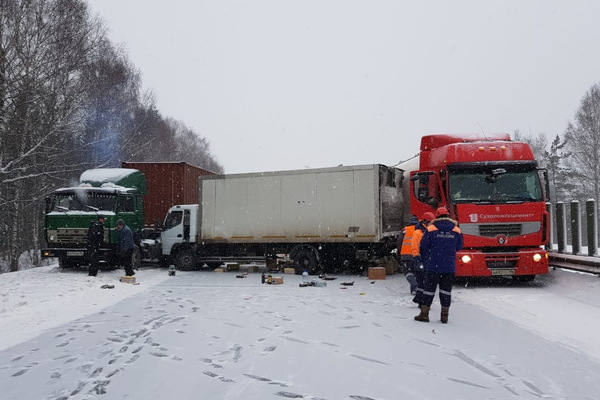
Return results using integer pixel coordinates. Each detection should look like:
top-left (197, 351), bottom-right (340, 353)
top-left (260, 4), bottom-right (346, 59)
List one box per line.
top-left (116, 219), bottom-right (135, 276)
top-left (414, 207), bottom-right (463, 323)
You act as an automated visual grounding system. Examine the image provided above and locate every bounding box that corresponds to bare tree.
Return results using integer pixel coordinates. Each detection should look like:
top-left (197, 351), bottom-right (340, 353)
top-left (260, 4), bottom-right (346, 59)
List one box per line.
top-left (80, 39), bottom-right (144, 167)
top-left (564, 83), bottom-right (600, 201)
top-left (168, 118), bottom-right (223, 173)
top-left (0, 0), bottom-right (103, 271)
top-left (512, 130), bottom-right (549, 167)
top-left (0, 0), bottom-right (226, 271)
top-left (543, 134), bottom-right (575, 201)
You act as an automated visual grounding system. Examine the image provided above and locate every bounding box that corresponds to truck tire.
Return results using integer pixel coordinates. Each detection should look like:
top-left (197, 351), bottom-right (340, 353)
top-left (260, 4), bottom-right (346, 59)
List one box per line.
top-left (292, 248), bottom-right (320, 275)
top-left (174, 248), bottom-right (198, 271)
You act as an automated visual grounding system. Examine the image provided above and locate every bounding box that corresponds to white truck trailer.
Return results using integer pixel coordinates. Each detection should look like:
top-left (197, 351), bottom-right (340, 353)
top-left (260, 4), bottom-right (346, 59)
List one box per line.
top-left (160, 164), bottom-right (404, 274)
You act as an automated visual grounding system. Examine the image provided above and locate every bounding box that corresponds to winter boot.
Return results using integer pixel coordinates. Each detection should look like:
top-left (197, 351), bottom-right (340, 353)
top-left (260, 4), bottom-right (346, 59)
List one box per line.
top-left (414, 305), bottom-right (430, 322)
top-left (441, 306), bottom-right (450, 324)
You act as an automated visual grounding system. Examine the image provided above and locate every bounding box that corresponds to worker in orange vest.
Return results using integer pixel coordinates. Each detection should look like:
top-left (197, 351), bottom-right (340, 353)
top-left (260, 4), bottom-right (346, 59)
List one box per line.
top-left (411, 212), bottom-right (435, 307)
top-left (398, 215), bottom-right (419, 294)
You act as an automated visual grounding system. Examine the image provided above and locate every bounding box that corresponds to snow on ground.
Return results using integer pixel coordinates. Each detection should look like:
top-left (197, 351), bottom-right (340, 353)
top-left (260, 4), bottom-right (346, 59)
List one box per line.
top-left (1, 263), bottom-right (600, 399)
top-left (0, 265), bottom-right (171, 351)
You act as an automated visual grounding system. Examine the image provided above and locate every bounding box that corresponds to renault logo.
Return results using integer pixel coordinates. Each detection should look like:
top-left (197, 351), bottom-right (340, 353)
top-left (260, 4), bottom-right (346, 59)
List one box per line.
top-left (497, 235), bottom-right (508, 245)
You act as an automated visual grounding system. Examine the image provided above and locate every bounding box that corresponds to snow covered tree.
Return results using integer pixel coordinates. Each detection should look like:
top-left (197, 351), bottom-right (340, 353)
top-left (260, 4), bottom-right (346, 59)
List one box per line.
top-left (564, 83), bottom-right (600, 201)
top-left (0, 0), bottom-right (104, 271)
top-left (167, 118), bottom-right (224, 173)
top-left (0, 0), bottom-right (223, 271)
top-left (543, 134), bottom-right (576, 202)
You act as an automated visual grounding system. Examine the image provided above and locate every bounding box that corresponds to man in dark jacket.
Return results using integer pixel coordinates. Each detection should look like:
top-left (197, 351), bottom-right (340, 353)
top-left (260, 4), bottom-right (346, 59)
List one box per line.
top-left (415, 207), bottom-right (463, 323)
top-left (116, 219), bottom-right (135, 276)
top-left (87, 215), bottom-right (105, 277)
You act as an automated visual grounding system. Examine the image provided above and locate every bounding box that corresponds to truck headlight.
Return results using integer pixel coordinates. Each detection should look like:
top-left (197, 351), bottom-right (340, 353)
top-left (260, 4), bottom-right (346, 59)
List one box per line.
top-left (461, 255), bottom-right (472, 264)
top-left (533, 253), bottom-right (542, 262)
top-left (48, 233), bottom-right (56, 242)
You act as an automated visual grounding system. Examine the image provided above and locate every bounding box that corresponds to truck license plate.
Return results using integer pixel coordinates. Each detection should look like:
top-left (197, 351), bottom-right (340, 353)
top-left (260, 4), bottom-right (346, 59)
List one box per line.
top-left (66, 251), bottom-right (84, 257)
top-left (491, 269), bottom-right (515, 276)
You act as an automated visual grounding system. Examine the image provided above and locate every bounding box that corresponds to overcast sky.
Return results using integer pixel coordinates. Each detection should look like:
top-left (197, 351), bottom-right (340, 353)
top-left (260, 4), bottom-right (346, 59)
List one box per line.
top-left (88, 1), bottom-right (600, 174)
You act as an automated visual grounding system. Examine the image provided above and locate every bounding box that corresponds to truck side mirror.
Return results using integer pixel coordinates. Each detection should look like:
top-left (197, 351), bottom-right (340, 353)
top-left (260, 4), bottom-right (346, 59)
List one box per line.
top-left (539, 168), bottom-right (554, 201)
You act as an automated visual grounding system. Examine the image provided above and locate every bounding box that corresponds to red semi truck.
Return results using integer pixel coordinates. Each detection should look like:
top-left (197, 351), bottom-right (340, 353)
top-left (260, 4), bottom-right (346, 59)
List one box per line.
top-left (401, 133), bottom-right (551, 280)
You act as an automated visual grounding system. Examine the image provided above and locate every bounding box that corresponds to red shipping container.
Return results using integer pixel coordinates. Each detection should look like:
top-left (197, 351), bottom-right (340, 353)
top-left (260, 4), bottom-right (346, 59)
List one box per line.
top-left (121, 162), bottom-right (215, 227)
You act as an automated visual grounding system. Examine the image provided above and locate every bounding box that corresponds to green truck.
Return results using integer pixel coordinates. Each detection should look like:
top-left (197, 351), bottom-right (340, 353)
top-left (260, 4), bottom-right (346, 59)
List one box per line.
top-left (41, 168), bottom-right (147, 269)
top-left (41, 162), bottom-right (214, 270)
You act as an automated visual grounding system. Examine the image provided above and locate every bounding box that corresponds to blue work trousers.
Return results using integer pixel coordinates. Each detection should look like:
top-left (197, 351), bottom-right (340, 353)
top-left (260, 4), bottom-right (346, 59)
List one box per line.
top-left (422, 271), bottom-right (455, 308)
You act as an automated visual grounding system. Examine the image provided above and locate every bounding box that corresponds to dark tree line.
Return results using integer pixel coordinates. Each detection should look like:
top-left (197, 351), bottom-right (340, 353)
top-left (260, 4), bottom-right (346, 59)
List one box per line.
top-left (0, 0), bottom-right (223, 272)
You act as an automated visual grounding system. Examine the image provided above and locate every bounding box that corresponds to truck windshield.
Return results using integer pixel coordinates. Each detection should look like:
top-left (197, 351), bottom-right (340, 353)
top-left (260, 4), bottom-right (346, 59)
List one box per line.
top-left (51, 193), bottom-right (117, 212)
top-left (449, 170), bottom-right (542, 203)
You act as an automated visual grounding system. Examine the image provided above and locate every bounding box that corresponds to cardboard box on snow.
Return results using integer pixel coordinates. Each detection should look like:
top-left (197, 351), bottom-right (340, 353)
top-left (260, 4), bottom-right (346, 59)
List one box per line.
top-left (368, 267), bottom-right (386, 280)
top-left (120, 275), bottom-right (136, 284)
top-left (270, 276), bottom-right (284, 285)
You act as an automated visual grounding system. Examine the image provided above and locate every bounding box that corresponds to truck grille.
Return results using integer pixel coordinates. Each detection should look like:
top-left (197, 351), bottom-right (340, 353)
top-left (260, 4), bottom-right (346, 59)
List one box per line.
top-left (56, 228), bottom-right (88, 244)
top-left (485, 253), bottom-right (518, 269)
top-left (479, 224), bottom-right (522, 237)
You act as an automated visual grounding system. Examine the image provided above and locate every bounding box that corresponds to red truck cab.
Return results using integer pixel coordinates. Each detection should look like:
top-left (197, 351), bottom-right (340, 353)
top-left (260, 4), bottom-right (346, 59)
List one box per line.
top-left (405, 133), bottom-right (550, 280)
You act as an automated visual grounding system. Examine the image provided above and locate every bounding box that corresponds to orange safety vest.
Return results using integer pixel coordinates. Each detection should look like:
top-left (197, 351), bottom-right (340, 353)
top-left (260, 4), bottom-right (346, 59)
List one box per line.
top-left (411, 228), bottom-right (425, 257)
top-left (400, 225), bottom-right (415, 255)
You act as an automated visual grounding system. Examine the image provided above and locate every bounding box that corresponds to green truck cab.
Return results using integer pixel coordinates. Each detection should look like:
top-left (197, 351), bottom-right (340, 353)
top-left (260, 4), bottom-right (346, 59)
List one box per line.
top-left (41, 168), bottom-right (146, 269)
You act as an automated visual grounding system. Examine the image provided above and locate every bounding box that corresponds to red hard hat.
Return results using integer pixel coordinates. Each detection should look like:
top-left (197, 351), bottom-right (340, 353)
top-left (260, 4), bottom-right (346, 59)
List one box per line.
top-left (436, 207), bottom-right (449, 217)
top-left (422, 212), bottom-right (435, 221)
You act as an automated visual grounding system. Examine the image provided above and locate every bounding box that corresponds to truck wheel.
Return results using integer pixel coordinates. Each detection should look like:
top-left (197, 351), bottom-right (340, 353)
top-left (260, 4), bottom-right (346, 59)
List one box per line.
top-left (175, 249), bottom-right (197, 271)
top-left (292, 249), bottom-right (320, 275)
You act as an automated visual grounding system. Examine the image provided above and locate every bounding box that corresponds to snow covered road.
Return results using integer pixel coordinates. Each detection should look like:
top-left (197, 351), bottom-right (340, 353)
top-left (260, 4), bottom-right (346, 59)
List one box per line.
top-left (1, 265), bottom-right (599, 399)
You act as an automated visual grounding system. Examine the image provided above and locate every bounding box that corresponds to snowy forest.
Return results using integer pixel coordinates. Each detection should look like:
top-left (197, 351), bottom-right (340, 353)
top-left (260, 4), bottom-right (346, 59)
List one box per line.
top-left (0, 0), bottom-right (224, 272)
top-left (512, 82), bottom-right (600, 204)
top-left (2, 0), bottom-right (600, 273)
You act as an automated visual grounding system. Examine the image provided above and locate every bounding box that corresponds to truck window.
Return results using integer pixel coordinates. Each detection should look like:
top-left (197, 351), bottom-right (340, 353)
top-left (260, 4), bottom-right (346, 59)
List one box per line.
top-left (413, 172), bottom-right (441, 206)
top-left (183, 210), bottom-right (191, 240)
top-left (117, 196), bottom-right (135, 213)
top-left (51, 193), bottom-right (116, 212)
top-left (164, 210), bottom-right (183, 230)
top-left (449, 170), bottom-right (542, 203)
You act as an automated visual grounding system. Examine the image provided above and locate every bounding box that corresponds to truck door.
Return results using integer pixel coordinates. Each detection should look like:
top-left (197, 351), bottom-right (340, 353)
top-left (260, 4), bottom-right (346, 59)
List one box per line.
top-left (411, 171), bottom-right (442, 207)
top-left (161, 209), bottom-right (184, 255)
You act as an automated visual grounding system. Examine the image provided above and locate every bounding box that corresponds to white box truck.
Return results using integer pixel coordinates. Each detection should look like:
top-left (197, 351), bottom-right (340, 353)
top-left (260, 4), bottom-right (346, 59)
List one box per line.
top-left (160, 164), bottom-right (404, 274)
